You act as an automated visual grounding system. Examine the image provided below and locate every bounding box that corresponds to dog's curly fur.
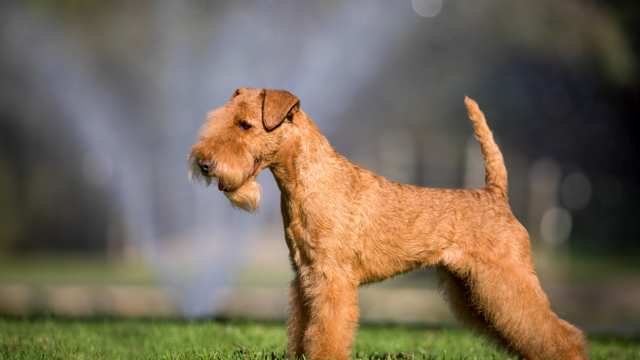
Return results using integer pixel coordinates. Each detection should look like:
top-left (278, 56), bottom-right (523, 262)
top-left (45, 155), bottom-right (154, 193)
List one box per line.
top-left (190, 88), bottom-right (587, 360)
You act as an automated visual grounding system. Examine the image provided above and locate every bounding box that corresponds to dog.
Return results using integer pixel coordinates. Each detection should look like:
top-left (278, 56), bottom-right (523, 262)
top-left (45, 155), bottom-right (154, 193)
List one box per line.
top-left (189, 88), bottom-right (587, 360)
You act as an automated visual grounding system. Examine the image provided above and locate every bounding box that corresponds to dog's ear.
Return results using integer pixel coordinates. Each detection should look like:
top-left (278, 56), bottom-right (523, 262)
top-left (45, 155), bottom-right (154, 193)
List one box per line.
top-left (230, 88), bottom-right (242, 99)
top-left (262, 89), bottom-right (299, 131)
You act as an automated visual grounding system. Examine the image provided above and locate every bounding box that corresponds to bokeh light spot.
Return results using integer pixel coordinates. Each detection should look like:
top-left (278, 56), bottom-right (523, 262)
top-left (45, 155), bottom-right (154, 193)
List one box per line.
top-left (560, 172), bottom-right (592, 210)
top-left (411, 0), bottom-right (443, 18)
top-left (540, 207), bottom-right (572, 245)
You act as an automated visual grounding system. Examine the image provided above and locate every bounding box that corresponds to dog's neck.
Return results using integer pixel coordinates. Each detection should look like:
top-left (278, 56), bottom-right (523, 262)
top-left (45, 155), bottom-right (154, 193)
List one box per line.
top-left (269, 113), bottom-right (349, 200)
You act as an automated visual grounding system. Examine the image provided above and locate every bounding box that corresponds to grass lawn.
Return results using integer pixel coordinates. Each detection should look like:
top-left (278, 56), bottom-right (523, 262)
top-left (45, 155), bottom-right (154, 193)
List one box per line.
top-left (0, 317), bottom-right (638, 359)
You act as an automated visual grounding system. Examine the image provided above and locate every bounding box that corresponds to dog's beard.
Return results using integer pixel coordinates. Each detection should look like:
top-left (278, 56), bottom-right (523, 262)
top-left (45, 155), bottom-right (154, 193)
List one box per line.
top-left (224, 179), bottom-right (261, 212)
top-left (188, 154), bottom-right (261, 212)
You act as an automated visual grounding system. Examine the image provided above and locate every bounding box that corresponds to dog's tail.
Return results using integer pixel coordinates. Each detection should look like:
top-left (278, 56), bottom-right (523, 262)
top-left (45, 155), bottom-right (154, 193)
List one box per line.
top-left (464, 96), bottom-right (508, 198)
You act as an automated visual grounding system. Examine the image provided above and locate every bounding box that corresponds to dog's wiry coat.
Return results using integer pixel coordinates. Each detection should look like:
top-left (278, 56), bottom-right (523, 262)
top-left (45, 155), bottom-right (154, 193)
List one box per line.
top-left (190, 88), bottom-right (587, 360)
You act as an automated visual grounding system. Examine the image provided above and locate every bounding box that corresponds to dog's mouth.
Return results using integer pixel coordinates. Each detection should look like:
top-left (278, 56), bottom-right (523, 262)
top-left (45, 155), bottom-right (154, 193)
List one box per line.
top-left (196, 157), bottom-right (262, 195)
top-left (217, 157), bottom-right (261, 193)
top-left (217, 178), bottom-right (231, 192)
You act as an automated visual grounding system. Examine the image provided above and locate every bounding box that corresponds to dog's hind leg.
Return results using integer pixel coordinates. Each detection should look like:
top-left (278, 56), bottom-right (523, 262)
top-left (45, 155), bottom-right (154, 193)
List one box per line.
top-left (437, 267), bottom-right (516, 354)
top-left (444, 257), bottom-right (587, 360)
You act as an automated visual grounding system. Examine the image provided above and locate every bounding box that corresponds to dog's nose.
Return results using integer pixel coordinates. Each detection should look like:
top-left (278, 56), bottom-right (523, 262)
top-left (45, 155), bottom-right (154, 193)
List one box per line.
top-left (198, 159), bottom-right (213, 175)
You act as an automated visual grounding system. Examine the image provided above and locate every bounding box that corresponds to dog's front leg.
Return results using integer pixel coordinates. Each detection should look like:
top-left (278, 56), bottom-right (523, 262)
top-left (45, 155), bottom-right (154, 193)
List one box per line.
top-left (287, 276), bottom-right (309, 358)
top-left (301, 270), bottom-right (359, 360)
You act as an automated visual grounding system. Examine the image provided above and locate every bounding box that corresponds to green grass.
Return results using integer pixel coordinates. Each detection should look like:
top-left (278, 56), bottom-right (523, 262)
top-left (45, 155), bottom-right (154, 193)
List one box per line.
top-left (1, 317), bottom-right (638, 359)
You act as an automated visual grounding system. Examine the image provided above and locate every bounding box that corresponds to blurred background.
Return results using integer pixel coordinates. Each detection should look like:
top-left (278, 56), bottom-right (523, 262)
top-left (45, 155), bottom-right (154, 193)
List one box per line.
top-left (1, 0), bottom-right (638, 332)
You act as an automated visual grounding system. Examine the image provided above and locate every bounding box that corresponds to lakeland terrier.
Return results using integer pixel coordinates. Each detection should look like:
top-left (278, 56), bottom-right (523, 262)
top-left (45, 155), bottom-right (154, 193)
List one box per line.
top-left (189, 88), bottom-right (587, 360)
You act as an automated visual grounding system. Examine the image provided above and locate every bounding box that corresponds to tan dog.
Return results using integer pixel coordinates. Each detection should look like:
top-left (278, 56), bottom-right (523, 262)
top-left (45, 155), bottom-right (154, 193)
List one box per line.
top-left (189, 88), bottom-right (587, 360)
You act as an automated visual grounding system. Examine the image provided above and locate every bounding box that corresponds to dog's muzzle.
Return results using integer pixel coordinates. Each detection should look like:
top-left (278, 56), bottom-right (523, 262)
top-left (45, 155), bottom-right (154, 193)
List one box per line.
top-left (217, 179), bottom-right (229, 192)
top-left (197, 159), bottom-right (214, 176)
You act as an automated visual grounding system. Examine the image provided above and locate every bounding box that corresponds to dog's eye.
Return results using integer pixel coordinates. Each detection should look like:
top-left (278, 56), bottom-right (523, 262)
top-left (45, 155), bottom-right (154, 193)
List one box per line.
top-left (238, 120), bottom-right (252, 130)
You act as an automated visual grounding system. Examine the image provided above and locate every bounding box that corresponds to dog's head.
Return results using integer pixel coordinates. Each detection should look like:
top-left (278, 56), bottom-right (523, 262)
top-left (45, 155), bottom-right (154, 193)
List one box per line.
top-left (189, 88), bottom-right (300, 212)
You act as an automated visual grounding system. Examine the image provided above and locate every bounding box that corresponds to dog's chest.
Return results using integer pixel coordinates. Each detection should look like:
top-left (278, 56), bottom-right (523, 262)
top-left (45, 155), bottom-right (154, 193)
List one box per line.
top-left (281, 209), bottom-right (311, 270)
top-left (280, 192), bottom-right (339, 267)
